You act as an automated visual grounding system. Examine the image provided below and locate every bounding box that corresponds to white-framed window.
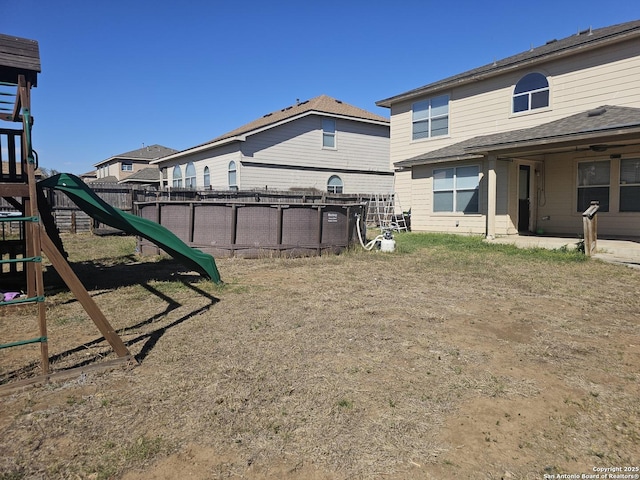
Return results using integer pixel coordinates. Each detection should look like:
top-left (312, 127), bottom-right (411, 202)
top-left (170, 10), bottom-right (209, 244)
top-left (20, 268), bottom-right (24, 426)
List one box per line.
top-left (619, 158), bottom-right (640, 212)
top-left (412, 94), bottom-right (449, 140)
top-left (228, 161), bottom-right (237, 189)
top-left (513, 73), bottom-right (549, 113)
top-left (203, 166), bottom-right (210, 189)
top-left (577, 160), bottom-right (610, 212)
top-left (185, 162), bottom-right (196, 189)
top-left (121, 162), bottom-right (133, 171)
top-left (327, 175), bottom-right (343, 193)
top-left (172, 165), bottom-right (183, 188)
top-left (322, 118), bottom-right (336, 148)
top-left (433, 165), bottom-right (479, 213)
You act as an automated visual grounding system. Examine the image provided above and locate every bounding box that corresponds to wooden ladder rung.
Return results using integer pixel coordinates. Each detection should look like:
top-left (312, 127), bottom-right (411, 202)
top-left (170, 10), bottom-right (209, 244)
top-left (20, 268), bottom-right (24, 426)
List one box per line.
top-left (0, 256), bottom-right (41, 264)
top-left (0, 295), bottom-right (45, 306)
top-left (0, 336), bottom-right (47, 350)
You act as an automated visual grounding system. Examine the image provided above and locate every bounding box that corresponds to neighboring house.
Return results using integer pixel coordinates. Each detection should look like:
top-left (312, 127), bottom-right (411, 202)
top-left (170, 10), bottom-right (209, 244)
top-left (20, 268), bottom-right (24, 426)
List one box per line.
top-left (118, 167), bottom-right (161, 187)
top-left (93, 144), bottom-right (177, 182)
top-left (152, 95), bottom-right (392, 194)
top-left (78, 170), bottom-right (97, 182)
top-left (377, 19), bottom-right (640, 238)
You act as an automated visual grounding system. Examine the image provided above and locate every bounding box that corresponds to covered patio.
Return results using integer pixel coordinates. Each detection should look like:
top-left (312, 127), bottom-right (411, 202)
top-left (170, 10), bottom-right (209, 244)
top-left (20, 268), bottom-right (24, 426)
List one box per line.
top-left (396, 105), bottom-right (640, 240)
top-left (470, 105), bottom-right (640, 239)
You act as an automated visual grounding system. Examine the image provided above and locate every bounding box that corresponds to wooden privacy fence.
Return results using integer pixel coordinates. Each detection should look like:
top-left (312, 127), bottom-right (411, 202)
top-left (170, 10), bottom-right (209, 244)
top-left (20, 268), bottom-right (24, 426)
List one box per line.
top-left (44, 182), bottom-right (146, 210)
top-left (36, 183), bottom-right (152, 234)
top-left (137, 200), bottom-right (366, 258)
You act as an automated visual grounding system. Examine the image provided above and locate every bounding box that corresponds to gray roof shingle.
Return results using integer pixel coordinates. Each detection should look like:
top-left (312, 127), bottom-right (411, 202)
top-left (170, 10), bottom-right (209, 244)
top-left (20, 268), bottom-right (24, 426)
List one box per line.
top-left (378, 19), bottom-right (640, 107)
top-left (119, 167), bottom-right (160, 183)
top-left (89, 175), bottom-right (119, 183)
top-left (469, 105), bottom-right (640, 151)
top-left (396, 105), bottom-right (640, 167)
top-left (204, 94), bottom-right (389, 145)
top-left (94, 144), bottom-right (178, 167)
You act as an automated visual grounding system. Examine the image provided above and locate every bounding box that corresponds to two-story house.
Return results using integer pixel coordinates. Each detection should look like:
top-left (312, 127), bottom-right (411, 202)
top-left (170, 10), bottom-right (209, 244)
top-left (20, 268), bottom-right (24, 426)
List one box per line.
top-left (152, 95), bottom-right (392, 194)
top-left (377, 19), bottom-right (640, 238)
top-left (93, 144), bottom-right (177, 183)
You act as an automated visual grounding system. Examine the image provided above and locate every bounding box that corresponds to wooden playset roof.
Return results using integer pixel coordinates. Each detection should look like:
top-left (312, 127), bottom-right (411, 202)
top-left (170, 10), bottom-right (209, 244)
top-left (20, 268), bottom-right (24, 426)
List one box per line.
top-left (0, 33), bottom-right (40, 86)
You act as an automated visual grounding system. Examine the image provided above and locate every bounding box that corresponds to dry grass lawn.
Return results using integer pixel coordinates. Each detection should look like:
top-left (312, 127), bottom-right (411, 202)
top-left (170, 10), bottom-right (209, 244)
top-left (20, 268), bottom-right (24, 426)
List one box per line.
top-left (1, 233), bottom-right (639, 479)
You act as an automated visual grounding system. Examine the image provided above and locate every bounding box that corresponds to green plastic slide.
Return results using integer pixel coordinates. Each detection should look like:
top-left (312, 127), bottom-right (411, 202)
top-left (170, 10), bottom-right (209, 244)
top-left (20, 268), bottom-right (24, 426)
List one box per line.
top-left (38, 173), bottom-right (221, 283)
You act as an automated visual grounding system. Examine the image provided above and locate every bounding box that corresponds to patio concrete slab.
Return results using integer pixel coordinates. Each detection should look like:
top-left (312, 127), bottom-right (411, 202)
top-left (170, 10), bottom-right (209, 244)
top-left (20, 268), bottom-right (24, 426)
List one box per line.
top-left (487, 235), bottom-right (640, 268)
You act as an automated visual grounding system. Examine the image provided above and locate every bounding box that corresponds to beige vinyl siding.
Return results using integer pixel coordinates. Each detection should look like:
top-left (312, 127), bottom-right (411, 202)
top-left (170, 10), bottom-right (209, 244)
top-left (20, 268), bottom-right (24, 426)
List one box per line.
top-left (390, 37), bottom-right (640, 235)
top-left (244, 115), bottom-right (390, 172)
top-left (163, 144), bottom-right (241, 190)
top-left (234, 113), bottom-right (392, 193)
top-left (536, 152), bottom-right (576, 233)
top-left (389, 38), bottom-right (640, 167)
top-left (537, 147), bottom-right (640, 236)
top-left (155, 114), bottom-right (390, 193)
top-left (393, 170), bottom-right (412, 213)
top-left (120, 160), bottom-right (153, 180)
top-left (239, 166), bottom-right (324, 191)
top-left (408, 159), bottom-right (511, 234)
top-left (239, 165), bottom-right (393, 194)
top-left (550, 40), bottom-right (640, 112)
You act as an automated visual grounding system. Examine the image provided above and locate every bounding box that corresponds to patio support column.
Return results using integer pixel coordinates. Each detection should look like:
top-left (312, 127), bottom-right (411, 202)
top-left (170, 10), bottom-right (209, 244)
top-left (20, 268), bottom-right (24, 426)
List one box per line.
top-left (486, 155), bottom-right (497, 239)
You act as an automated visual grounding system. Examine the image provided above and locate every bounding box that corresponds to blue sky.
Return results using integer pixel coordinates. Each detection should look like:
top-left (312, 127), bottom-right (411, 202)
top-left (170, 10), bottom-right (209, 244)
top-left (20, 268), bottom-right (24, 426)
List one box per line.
top-left (2, 0), bottom-right (639, 174)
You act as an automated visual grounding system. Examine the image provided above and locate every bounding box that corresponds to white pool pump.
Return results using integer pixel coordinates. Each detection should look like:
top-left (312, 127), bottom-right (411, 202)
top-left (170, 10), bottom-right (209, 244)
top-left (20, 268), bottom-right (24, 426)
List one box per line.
top-left (380, 230), bottom-right (396, 253)
top-left (355, 214), bottom-right (396, 253)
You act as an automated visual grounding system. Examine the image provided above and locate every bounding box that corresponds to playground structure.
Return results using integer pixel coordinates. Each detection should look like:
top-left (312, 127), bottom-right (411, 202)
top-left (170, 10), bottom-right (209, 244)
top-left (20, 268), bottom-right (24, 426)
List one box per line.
top-left (0, 34), bottom-right (220, 391)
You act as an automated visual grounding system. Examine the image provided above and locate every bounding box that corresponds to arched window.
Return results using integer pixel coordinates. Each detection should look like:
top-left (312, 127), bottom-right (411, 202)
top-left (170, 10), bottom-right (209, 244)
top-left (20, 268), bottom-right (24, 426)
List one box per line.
top-left (172, 166), bottom-right (182, 188)
top-left (185, 162), bottom-right (196, 189)
top-left (228, 161), bottom-right (237, 189)
top-left (513, 73), bottom-right (549, 113)
top-left (327, 175), bottom-right (343, 194)
top-left (203, 166), bottom-right (210, 189)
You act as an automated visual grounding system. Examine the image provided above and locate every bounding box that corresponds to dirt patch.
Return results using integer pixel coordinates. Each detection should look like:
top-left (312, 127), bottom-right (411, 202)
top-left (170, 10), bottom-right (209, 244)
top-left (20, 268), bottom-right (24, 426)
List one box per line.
top-left (1, 236), bottom-right (639, 479)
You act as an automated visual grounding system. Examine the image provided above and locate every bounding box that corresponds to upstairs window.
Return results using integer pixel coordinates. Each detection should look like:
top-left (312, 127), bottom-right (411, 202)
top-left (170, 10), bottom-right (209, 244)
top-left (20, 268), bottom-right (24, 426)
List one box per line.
top-left (228, 161), bottom-right (237, 189)
top-left (577, 160), bottom-right (610, 212)
top-left (121, 162), bottom-right (133, 171)
top-left (513, 73), bottom-right (549, 113)
top-left (172, 165), bottom-right (182, 188)
top-left (412, 95), bottom-right (449, 140)
top-left (185, 162), bottom-right (196, 189)
top-left (433, 165), bottom-right (479, 213)
top-left (619, 158), bottom-right (640, 212)
top-left (327, 175), bottom-right (343, 193)
top-left (322, 119), bottom-right (336, 148)
top-left (203, 166), bottom-right (211, 189)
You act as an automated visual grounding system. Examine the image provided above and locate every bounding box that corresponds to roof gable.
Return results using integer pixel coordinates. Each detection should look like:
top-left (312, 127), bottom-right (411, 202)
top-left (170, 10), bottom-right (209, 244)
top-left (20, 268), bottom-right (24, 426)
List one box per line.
top-left (205, 94), bottom-right (388, 144)
top-left (154, 95), bottom-right (389, 163)
top-left (94, 144), bottom-right (178, 167)
top-left (378, 19), bottom-right (640, 107)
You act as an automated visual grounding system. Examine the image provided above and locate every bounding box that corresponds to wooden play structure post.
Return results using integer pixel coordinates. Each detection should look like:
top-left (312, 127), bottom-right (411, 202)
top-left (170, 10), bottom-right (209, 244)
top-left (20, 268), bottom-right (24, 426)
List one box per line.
top-left (582, 201), bottom-right (600, 256)
top-left (0, 33), bottom-right (133, 391)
